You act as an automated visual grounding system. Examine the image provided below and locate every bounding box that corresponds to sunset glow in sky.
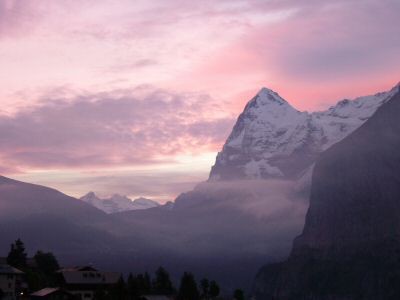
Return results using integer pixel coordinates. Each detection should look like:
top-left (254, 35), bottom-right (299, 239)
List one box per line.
top-left (1, 0), bottom-right (399, 201)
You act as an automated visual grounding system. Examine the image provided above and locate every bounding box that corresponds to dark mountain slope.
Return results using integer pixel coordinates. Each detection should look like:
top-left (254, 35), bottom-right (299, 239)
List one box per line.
top-left (296, 85), bottom-right (400, 253)
top-left (253, 86), bottom-right (400, 299)
top-left (0, 176), bottom-right (128, 257)
top-left (0, 176), bottom-right (107, 221)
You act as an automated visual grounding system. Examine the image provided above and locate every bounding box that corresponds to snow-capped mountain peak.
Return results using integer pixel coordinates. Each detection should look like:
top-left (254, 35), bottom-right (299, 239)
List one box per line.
top-left (209, 83), bottom-right (398, 181)
top-left (131, 197), bottom-right (160, 209)
top-left (255, 87), bottom-right (289, 106)
top-left (80, 191), bottom-right (98, 205)
top-left (80, 192), bottom-right (160, 214)
top-left (109, 194), bottom-right (131, 202)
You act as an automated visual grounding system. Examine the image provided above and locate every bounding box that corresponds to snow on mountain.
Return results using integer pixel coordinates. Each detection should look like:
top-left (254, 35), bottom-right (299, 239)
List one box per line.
top-left (131, 197), bottom-right (161, 210)
top-left (80, 192), bottom-right (160, 214)
top-left (209, 84), bottom-right (399, 180)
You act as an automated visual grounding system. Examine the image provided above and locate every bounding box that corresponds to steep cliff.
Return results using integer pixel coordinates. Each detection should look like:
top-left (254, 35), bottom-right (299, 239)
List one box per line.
top-left (253, 84), bottom-right (400, 299)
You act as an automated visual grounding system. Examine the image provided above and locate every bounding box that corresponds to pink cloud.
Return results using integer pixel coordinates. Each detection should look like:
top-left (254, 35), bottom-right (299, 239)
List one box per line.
top-left (5, 0), bottom-right (398, 114)
top-left (178, 0), bottom-right (400, 111)
top-left (0, 87), bottom-right (234, 171)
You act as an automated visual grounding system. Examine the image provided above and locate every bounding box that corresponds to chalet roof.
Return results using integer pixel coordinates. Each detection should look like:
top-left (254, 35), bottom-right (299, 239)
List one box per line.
top-left (31, 287), bottom-right (73, 297)
top-left (59, 269), bottom-right (120, 284)
top-left (31, 288), bottom-right (60, 296)
top-left (58, 266), bottom-right (98, 272)
top-left (0, 264), bottom-right (24, 275)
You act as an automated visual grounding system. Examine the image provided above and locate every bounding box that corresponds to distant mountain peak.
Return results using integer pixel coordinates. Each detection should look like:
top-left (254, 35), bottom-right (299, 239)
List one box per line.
top-left (132, 197), bottom-right (160, 207)
top-left (80, 193), bottom-right (159, 214)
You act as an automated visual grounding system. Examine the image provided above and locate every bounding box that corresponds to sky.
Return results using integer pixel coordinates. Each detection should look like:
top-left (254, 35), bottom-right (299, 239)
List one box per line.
top-left (0, 0), bottom-right (399, 202)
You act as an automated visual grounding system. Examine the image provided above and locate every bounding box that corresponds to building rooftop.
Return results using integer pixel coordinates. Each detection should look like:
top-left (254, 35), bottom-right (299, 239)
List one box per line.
top-left (0, 264), bottom-right (24, 275)
top-left (31, 288), bottom-right (60, 297)
top-left (58, 266), bottom-right (120, 285)
top-left (58, 266), bottom-right (98, 272)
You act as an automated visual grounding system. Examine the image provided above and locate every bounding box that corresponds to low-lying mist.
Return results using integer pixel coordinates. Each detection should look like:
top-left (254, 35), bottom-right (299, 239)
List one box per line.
top-left (114, 178), bottom-right (309, 291)
top-left (0, 175), bottom-right (310, 291)
top-left (119, 178), bottom-right (309, 260)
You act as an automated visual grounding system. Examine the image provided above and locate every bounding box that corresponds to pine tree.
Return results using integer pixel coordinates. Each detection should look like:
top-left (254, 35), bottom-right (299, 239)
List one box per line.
top-left (200, 278), bottom-right (210, 299)
top-left (127, 273), bottom-right (139, 299)
top-left (111, 276), bottom-right (126, 300)
top-left (209, 280), bottom-right (220, 299)
top-left (136, 273), bottom-right (151, 295)
top-left (34, 251), bottom-right (60, 275)
top-left (144, 272), bottom-right (152, 293)
top-left (153, 266), bottom-right (174, 295)
top-left (178, 272), bottom-right (199, 300)
top-left (7, 239), bottom-right (27, 269)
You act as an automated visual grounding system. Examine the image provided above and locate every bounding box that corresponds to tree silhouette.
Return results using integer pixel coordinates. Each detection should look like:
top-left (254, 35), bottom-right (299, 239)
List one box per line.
top-left (127, 273), bottom-right (139, 299)
top-left (200, 278), bottom-right (210, 299)
top-left (136, 273), bottom-right (151, 295)
top-left (209, 280), bottom-right (220, 299)
top-left (110, 276), bottom-right (126, 300)
top-left (144, 272), bottom-right (152, 293)
top-left (34, 251), bottom-right (60, 275)
top-left (7, 239), bottom-right (27, 269)
top-left (153, 267), bottom-right (174, 295)
top-left (178, 272), bottom-right (199, 300)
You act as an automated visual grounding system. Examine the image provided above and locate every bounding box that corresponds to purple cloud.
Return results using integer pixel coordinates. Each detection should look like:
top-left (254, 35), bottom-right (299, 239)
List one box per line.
top-left (0, 86), bottom-right (234, 171)
top-left (245, 0), bottom-right (400, 81)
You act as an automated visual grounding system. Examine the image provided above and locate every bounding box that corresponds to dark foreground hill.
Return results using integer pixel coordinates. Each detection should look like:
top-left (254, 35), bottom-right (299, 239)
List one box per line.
top-left (0, 176), bottom-right (129, 257)
top-left (253, 86), bottom-right (400, 299)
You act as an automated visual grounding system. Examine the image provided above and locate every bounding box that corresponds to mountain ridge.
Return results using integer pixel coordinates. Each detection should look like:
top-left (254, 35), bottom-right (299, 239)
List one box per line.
top-left (209, 84), bottom-right (398, 181)
top-left (80, 192), bottom-right (160, 214)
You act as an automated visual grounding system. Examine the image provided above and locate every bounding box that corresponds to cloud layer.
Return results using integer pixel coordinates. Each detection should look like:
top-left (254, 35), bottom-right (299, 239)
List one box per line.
top-left (0, 87), bottom-right (233, 172)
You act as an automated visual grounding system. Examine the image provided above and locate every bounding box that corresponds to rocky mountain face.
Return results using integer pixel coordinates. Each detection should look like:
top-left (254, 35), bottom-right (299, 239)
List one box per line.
top-left (80, 192), bottom-right (159, 214)
top-left (253, 84), bottom-right (400, 299)
top-left (209, 86), bottom-right (397, 181)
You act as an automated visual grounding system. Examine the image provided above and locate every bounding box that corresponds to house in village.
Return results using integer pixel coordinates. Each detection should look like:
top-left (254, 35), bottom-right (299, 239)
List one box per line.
top-left (56, 266), bottom-right (120, 300)
top-left (0, 264), bottom-right (25, 300)
top-left (30, 288), bottom-right (75, 300)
